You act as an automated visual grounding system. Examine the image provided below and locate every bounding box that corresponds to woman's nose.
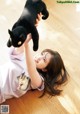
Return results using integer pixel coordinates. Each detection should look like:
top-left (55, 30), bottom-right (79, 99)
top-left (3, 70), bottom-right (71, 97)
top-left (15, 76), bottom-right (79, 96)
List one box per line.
top-left (34, 54), bottom-right (44, 61)
top-left (38, 56), bottom-right (44, 61)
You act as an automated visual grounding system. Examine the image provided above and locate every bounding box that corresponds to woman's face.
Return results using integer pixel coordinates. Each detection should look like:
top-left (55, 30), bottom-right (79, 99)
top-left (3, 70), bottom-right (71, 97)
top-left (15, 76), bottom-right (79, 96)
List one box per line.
top-left (34, 51), bottom-right (52, 70)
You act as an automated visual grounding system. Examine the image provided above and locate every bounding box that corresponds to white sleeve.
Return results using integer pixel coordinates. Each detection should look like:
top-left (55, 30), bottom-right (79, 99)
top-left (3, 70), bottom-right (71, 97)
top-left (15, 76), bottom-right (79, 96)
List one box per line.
top-left (7, 46), bottom-right (25, 70)
top-left (31, 76), bottom-right (44, 91)
top-left (8, 47), bottom-right (24, 61)
top-left (37, 76), bottom-right (44, 91)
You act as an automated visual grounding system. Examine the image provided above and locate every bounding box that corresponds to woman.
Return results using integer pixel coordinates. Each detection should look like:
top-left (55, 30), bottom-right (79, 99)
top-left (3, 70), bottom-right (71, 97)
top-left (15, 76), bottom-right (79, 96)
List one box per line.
top-left (24, 35), bottom-right (68, 97)
top-left (0, 14), bottom-right (68, 104)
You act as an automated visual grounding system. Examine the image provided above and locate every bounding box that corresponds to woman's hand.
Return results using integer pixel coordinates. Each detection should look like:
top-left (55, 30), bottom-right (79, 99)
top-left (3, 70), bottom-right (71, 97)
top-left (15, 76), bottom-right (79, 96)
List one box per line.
top-left (35, 12), bottom-right (42, 27)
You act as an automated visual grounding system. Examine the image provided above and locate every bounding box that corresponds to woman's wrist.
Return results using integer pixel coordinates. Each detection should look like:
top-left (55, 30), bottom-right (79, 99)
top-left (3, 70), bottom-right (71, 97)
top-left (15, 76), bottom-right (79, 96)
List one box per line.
top-left (15, 44), bottom-right (24, 54)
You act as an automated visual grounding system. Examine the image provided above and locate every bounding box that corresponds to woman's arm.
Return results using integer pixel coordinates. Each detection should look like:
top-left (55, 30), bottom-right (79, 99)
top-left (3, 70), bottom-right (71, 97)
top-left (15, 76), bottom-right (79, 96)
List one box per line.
top-left (14, 45), bottom-right (24, 54)
top-left (24, 41), bottom-right (42, 88)
top-left (14, 34), bottom-right (32, 54)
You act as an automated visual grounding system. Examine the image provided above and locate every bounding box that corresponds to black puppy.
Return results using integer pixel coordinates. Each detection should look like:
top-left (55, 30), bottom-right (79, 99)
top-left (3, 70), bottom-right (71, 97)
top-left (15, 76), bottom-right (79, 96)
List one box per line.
top-left (7, 0), bottom-right (49, 51)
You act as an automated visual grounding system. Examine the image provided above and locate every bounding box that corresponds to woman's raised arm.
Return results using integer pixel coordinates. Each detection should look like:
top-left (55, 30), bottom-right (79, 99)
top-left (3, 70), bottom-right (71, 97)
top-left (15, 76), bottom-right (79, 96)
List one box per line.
top-left (24, 40), bottom-right (42, 88)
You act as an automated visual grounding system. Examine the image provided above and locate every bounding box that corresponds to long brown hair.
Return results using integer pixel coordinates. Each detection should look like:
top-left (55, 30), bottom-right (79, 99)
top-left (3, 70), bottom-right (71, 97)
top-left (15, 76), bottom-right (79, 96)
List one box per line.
top-left (37, 49), bottom-right (68, 97)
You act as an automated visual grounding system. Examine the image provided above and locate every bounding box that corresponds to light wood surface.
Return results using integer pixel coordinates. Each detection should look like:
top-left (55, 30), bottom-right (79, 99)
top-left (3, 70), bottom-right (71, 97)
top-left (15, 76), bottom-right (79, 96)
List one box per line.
top-left (0, 0), bottom-right (80, 114)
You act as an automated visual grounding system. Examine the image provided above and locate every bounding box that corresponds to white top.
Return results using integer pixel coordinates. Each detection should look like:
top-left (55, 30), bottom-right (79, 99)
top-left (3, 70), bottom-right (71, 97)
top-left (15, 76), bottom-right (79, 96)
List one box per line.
top-left (0, 47), bottom-right (44, 104)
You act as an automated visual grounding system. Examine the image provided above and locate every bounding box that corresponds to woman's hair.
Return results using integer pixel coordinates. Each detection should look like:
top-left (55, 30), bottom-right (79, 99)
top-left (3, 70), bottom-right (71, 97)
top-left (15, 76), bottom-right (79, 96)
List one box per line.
top-left (37, 49), bottom-right (69, 97)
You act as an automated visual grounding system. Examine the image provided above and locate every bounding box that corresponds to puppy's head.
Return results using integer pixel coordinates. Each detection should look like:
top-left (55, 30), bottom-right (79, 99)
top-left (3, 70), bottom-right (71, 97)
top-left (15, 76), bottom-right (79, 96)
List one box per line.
top-left (7, 26), bottom-right (26, 47)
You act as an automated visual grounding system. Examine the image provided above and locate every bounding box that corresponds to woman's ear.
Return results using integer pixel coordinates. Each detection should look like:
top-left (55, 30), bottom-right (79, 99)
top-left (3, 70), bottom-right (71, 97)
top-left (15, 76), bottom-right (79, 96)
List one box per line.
top-left (42, 68), bottom-right (47, 72)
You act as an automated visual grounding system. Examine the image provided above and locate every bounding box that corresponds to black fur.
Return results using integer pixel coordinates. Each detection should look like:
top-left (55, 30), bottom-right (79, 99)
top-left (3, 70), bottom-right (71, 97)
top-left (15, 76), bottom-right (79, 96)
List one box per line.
top-left (7, 0), bottom-right (49, 51)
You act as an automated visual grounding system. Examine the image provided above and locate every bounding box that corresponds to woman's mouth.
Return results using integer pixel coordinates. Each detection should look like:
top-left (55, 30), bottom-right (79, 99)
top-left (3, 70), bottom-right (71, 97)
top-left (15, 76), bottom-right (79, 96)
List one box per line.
top-left (35, 59), bottom-right (38, 63)
top-left (34, 58), bottom-right (39, 63)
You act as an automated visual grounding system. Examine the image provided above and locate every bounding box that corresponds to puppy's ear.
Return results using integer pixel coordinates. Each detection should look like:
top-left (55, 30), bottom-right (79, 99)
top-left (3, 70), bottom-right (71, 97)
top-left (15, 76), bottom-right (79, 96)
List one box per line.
top-left (8, 29), bottom-right (12, 35)
top-left (8, 29), bottom-right (13, 37)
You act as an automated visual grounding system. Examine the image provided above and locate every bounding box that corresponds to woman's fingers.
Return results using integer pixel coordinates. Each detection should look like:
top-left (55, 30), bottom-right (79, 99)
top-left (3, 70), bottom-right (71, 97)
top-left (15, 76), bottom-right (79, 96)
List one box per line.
top-left (37, 13), bottom-right (42, 21)
top-left (35, 13), bottom-right (42, 27)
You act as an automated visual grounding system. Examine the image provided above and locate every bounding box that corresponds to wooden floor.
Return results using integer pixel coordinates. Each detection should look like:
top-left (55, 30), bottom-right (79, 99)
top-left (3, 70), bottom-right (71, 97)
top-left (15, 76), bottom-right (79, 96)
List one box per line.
top-left (0, 0), bottom-right (80, 114)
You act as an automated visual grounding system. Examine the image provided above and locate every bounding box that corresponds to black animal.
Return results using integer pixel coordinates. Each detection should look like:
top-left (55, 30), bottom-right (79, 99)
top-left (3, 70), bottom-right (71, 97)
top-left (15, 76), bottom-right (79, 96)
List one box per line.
top-left (7, 0), bottom-right (49, 51)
